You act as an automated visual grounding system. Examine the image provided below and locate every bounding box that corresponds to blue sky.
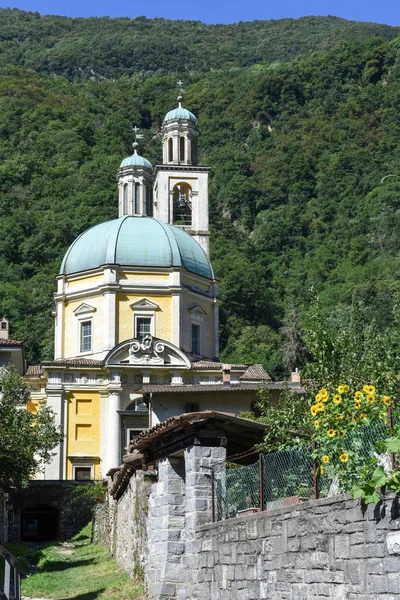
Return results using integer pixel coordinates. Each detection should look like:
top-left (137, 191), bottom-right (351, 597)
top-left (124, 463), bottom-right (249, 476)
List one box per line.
top-left (1, 0), bottom-right (399, 26)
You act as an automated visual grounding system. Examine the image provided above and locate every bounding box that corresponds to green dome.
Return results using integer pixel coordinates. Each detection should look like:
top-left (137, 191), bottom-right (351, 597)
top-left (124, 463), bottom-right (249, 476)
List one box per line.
top-left (164, 107), bottom-right (197, 123)
top-left (120, 153), bottom-right (152, 169)
top-left (60, 216), bottom-right (214, 279)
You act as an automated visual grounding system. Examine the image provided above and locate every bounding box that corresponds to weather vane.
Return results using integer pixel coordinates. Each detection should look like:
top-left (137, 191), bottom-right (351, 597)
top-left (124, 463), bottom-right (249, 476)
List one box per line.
top-left (177, 80), bottom-right (186, 107)
top-left (131, 125), bottom-right (144, 153)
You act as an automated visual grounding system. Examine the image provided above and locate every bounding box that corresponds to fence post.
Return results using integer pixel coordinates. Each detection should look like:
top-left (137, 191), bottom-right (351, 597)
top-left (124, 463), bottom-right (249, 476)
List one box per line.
top-left (388, 405), bottom-right (396, 470)
top-left (259, 453), bottom-right (264, 512)
top-left (312, 441), bottom-right (319, 500)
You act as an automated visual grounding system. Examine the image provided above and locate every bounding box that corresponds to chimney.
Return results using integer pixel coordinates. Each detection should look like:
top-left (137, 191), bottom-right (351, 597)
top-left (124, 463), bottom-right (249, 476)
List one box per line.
top-left (291, 368), bottom-right (301, 384)
top-left (222, 364), bottom-right (231, 386)
top-left (0, 317), bottom-right (9, 340)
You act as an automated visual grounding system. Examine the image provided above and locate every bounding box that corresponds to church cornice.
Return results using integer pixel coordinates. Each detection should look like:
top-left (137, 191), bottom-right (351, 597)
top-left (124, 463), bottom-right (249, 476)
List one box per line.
top-left (154, 164), bottom-right (211, 173)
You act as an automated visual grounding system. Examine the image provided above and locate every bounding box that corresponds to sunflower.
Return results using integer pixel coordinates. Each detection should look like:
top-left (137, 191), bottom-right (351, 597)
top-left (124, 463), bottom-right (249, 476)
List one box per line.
top-left (337, 385), bottom-right (345, 394)
top-left (333, 395), bottom-right (342, 405)
top-left (339, 453), bottom-right (349, 463)
top-left (383, 396), bottom-right (391, 406)
top-left (366, 394), bottom-right (375, 403)
top-left (314, 420), bottom-right (320, 428)
top-left (354, 401), bottom-right (361, 409)
top-left (315, 393), bottom-right (322, 402)
top-left (354, 391), bottom-right (363, 400)
top-left (343, 384), bottom-right (350, 393)
top-left (363, 384), bottom-right (375, 394)
top-left (336, 413), bottom-right (343, 420)
top-left (359, 413), bottom-right (367, 421)
top-left (319, 388), bottom-right (328, 397)
top-left (322, 455), bottom-right (330, 464)
top-left (338, 431), bottom-right (345, 438)
top-left (310, 405), bottom-right (318, 416)
top-left (327, 429), bottom-right (336, 438)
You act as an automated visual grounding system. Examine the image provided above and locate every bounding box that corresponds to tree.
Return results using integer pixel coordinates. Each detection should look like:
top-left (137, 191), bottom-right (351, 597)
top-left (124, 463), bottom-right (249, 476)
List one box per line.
top-left (0, 365), bottom-right (63, 489)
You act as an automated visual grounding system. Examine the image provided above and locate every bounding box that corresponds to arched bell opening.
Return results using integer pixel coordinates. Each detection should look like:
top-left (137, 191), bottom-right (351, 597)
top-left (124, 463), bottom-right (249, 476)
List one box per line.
top-left (173, 182), bottom-right (192, 226)
top-left (168, 138), bottom-right (173, 163)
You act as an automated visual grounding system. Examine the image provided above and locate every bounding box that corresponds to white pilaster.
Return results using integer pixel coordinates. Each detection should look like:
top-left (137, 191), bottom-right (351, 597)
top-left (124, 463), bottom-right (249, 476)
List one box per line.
top-left (214, 298), bottom-right (219, 360)
top-left (105, 390), bottom-right (121, 473)
top-left (103, 291), bottom-right (116, 351)
top-left (172, 293), bottom-right (181, 348)
top-left (44, 389), bottom-right (65, 479)
top-left (54, 299), bottom-right (64, 359)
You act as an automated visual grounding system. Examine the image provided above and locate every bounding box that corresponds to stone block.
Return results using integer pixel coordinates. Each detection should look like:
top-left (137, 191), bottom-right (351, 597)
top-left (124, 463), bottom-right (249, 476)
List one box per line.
top-left (303, 569), bottom-right (326, 584)
top-left (342, 521), bottom-right (364, 534)
top-left (350, 531), bottom-right (365, 545)
top-left (309, 551), bottom-right (329, 568)
top-left (368, 574), bottom-right (389, 593)
top-left (335, 535), bottom-right (350, 558)
top-left (388, 572), bottom-right (400, 593)
top-left (386, 530), bottom-right (400, 555)
top-left (331, 584), bottom-right (347, 600)
top-left (383, 556), bottom-right (400, 572)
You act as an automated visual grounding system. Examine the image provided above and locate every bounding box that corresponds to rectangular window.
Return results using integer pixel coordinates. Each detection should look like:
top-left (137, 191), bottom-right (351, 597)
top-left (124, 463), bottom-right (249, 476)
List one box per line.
top-left (192, 324), bottom-right (200, 355)
top-left (136, 317), bottom-right (151, 338)
top-left (74, 467), bottom-right (92, 481)
top-left (80, 321), bottom-right (92, 352)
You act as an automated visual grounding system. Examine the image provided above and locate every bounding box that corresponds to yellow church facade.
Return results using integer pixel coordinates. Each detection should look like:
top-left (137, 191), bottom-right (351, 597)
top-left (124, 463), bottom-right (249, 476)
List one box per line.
top-left (23, 95), bottom-right (273, 481)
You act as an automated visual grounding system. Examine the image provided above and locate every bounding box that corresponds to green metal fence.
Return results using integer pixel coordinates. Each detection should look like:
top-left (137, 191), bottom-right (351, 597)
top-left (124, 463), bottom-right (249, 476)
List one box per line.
top-left (214, 420), bottom-right (395, 521)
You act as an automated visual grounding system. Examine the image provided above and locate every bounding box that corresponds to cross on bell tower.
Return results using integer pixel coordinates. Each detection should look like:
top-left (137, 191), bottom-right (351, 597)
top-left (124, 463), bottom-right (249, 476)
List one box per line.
top-left (116, 126), bottom-right (154, 217)
top-left (153, 86), bottom-right (210, 255)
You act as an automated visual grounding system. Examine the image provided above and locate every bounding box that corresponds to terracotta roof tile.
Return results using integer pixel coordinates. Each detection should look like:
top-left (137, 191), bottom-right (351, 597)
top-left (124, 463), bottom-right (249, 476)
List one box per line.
top-left (42, 358), bottom-right (103, 367)
top-left (240, 364), bottom-right (271, 381)
top-left (191, 361), bottom-right (248, 371)
top-left (25, 365), bottom-right (43, 377)
top-left (0, 338), bottom-right (23, 346)
top-left (143, 383), bottom-right (263, 394)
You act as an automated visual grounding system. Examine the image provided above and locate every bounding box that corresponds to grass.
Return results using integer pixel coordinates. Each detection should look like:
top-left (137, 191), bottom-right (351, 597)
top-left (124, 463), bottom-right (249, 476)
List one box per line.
top-left (16, 523), bottom-right (145, 600)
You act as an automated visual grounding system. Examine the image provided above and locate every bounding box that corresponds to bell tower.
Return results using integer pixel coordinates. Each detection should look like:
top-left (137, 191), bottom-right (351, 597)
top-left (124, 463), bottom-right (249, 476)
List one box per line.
top-left (117, 129), bottom-right (154, 217)
top-left (153, 84), bottom-right (210, 254)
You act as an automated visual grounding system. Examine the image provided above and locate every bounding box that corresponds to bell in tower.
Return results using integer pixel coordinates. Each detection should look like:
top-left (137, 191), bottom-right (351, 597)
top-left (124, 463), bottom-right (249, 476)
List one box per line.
top-left (154, 84), bottom-right (210, 255)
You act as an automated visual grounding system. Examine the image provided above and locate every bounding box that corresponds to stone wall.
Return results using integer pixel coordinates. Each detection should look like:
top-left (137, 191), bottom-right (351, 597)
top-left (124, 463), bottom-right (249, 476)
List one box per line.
top-left (104, 456), bottom-right (400, 600)
top-left (185, 493), bottom-right (400, 600)
top-left (93, 471), bottom-right (155, 580)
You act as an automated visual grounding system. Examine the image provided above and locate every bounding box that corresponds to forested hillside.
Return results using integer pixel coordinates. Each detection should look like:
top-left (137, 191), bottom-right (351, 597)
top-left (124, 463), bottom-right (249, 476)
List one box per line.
top-left (0, 9), bottom-right (400, 377)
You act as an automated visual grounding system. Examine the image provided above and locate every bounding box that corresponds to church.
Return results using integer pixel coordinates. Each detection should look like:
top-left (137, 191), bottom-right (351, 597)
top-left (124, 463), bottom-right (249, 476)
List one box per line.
top-left (19, 93), bottom-right (292, 481)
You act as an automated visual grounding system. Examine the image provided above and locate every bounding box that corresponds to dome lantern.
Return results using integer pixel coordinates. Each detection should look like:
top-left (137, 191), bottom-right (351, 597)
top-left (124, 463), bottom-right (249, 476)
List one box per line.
top-left (117, 130), bottom-right (154, 218)
top-left (162, 85), bottom-right (198, 167)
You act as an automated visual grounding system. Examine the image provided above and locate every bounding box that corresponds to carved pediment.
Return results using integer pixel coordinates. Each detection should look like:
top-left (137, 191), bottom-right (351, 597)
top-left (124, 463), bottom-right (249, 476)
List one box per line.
top-left (105, 336), bottom-right (191, 369)
top-left (130, 299), bottom-right (160, 311)
top-left (73, 303), bottom-right (97, 316)
top-left (188, 305), bottom-right (207, 316)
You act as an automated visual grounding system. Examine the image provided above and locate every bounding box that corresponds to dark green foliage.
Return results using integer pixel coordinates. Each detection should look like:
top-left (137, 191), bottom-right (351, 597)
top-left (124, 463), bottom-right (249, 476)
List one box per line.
top-left (0, 11), bottom-right (400, 374)
top-left (0, 365), bottom-right (63, 488)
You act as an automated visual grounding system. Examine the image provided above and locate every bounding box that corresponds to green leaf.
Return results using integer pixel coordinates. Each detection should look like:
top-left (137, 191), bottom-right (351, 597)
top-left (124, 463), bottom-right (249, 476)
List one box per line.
top-left (364, 490), bottom-right (381, 505)
top-left (371, 466), bottom-right (388, 488)
top-left (351, 484), bottom-right (366, 499)
top-left (386, 437), bottom-right (400, 453)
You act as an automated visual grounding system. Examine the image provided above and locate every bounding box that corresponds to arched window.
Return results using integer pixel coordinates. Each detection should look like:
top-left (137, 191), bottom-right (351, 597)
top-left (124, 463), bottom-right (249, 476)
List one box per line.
top-left (179, 136), bottom-right (185, 162)
top-left (191, 139), bottom-right (197, 165)
top-left (173, 182), bottom-right (192, 226)
top-left (134, 183), bottom-right (140, 214)
top-left (123, 184), bottom-right (128, 214)
top-left (168, 138), bottom-right (173, 162)
top-left (146, 186), bottom-right (153, 216)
